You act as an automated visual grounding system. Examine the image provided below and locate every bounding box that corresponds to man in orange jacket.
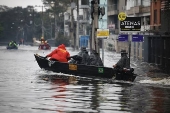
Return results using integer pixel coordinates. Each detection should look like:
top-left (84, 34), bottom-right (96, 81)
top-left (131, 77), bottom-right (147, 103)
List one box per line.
top-left (46, 44), bottom-right (70, 62)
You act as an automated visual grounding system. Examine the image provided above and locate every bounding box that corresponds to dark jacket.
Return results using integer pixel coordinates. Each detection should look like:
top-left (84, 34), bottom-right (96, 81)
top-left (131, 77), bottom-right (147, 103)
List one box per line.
top-left (116, 54), bottom-right (130, 68)
top-left (88, 50), bottom-right (103, 66)
top-left (77, 47), bottom-right (90, 65)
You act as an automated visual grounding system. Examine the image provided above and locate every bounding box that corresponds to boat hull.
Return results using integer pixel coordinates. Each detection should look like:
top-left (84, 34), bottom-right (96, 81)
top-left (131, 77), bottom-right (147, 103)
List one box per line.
top-left (34, 54), bottom-right (137, 81)
top-left (6, 46), bottom-right (18, 49)
top-left (38, 44), bottom-right (51, 50)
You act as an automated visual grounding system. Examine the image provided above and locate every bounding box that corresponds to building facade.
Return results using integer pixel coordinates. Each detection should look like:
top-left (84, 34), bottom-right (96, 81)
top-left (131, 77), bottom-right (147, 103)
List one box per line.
top-left (64, 0), bottom-right (90, 47)
top-left (150, 0), bottom-right (161, 32)
top-left (106, 0), bottom-right (126, 52)
top-left (106, 0), bottom-right (151, 60)
top-left (160, 0), bottom-right (170, 33)
top-left (125, 0), bottom-right (150, 60)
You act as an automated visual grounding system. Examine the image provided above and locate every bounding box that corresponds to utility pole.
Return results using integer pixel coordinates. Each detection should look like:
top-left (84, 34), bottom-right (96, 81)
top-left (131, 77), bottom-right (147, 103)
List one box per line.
top-left (70, 2), bottom-right (75, 50)
top-left (43, 1), bottom-right (56, 39)
top-left (35, 5), bottom-right (45, 38)
top-left (54, 13), bottom-right (57, 39)
top-left (41, 6), bottom-right (44, 38)
top-left (91, 0), bottom-right (99, 53)
top-left (70, 1), bottom-right (75, 50)
top-left (51, 22), bottom-right (53, 39)
top-left (33, 8), bottom-right (35, 38)
top-left (76, 0), bottom-right (79, 50)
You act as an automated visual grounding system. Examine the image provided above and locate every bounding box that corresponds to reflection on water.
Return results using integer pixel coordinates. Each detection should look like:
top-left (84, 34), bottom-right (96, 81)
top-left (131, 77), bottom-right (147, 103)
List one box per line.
top-left (37, 74), bottom-right (125, 113)
top-left (0, 46), bottom-right (170, 113)
top-left (36, 74), bottom-right (170, 113)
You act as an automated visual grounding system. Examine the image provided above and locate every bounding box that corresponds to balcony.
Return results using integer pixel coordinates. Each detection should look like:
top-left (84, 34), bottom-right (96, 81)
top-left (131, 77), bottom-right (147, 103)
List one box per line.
top-left (126, 5), bottom-right (150, 15)
top-left (107, 5), bottom-right (118, 16)
top-left (141, 6), bottom-right (150, 13)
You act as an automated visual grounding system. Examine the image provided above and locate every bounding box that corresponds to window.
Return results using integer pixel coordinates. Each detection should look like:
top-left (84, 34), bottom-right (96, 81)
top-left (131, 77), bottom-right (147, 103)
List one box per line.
top-left (154, 9), bottom-right (157, 24)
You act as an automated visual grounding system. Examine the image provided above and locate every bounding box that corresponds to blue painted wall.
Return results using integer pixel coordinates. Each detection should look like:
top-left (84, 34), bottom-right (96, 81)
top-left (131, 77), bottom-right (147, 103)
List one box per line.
top-left (79, 35), bottom-right (90, 47)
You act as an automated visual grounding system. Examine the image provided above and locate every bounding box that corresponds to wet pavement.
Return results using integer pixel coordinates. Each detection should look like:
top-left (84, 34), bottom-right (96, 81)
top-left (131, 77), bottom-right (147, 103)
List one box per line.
top-left (0, 45), bottom-right (170, 113)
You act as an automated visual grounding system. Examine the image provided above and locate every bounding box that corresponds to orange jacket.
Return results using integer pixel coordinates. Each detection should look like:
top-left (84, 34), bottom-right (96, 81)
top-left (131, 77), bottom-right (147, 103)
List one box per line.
top-left (47, 44), bottom-right (70, 62)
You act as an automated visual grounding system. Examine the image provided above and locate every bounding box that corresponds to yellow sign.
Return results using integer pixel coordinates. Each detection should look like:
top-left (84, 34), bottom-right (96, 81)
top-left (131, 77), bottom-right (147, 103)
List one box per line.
top-left (69, 64), bottom-right (77, 70)
top-left (118, 12), bottom-right (126, 21)
top-left (97, 29), bottom-right (109, 38)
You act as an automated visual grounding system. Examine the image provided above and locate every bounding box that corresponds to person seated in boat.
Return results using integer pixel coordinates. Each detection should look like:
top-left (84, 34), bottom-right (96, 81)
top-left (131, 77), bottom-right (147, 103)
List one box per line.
top-left (40, 37), bottom-right (46, 44)
top-left (78, 47), bottom-right (90, 65)
top-left (113, 50), bottom-right (130, 71)
top-left (39, 41), bottom-right (50, 49)
top-left (88, 49), bottom-right (103, 66)
top-left (46, 44), bottom-right (70, 63)
top-left (69, 47), bottom-right (90, 65)
top-left (8, 40), bottom-right (17, 48)
top-left (19, 38), bottom-right (24, 46)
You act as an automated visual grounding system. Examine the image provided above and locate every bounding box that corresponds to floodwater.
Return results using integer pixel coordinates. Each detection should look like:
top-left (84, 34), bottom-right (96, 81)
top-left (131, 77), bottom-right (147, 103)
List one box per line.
top-left (0, 45), bottom-right (170, 113)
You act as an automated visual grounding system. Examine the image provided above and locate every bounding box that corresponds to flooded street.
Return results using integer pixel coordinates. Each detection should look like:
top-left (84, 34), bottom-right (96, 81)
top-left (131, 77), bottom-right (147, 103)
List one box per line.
top-left (0, 45), bottom-right (170, 113)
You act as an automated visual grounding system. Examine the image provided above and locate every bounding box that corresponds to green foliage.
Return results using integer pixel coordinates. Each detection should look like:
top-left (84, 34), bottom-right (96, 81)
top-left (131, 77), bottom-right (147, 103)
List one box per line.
top-left (0, 23), bottom-right (3, 35)
top-left (55, 32), bottom-right (70, 47)
top-left (0, 6), bottom-right (42, 41)
top-left (43, 0), bottom-right (70, 38)
top-left (43, 0), bottom-right (70, 15)
top-left (0, 1), bottom-right (70, 42)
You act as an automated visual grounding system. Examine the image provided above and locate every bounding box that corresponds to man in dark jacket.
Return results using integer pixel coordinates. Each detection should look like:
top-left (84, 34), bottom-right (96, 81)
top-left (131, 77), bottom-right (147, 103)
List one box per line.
top-left (8, 40), bottom-right (18, 48)
top-left (113, 50), bottom-right (130, 69)
top-left (88, 49), bottom-right (103, 66)
top-left (69, 47), bottom-right (90, 65)
top-left (77, 47), bottom-right (90, 65)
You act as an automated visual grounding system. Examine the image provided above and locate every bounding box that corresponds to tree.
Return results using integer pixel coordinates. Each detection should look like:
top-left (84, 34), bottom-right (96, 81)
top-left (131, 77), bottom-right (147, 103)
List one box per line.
top-left (43, 0), bottom-right (71, 37)
top-left (0, 6), bottom-right (42, 42)
top-left (0, 23), bottom-right (3, 36)
top-left (55, 32), bottom-right (70, 46)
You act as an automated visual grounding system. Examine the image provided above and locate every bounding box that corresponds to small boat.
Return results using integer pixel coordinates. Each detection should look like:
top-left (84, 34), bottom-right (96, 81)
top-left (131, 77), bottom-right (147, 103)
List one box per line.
top-left (6, 45), bottom-right (18, 49)
top-left (34, 54), bottom-right (137, 82)
top-left (6, 41), bottom-right (18, 49)
top-left (38, 43), bottom-right (51, 50)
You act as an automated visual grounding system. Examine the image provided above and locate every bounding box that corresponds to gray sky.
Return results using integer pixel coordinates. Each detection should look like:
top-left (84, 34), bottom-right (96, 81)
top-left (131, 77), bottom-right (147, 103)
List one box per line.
top-left (0, 0), bottom-right (44, 11)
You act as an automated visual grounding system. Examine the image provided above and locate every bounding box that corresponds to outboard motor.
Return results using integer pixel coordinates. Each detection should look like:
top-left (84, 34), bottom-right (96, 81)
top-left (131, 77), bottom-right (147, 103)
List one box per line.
top-left (114, 67), bottom-right (135, 81)
top-left (123, 68), bottom-right (134, 73)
